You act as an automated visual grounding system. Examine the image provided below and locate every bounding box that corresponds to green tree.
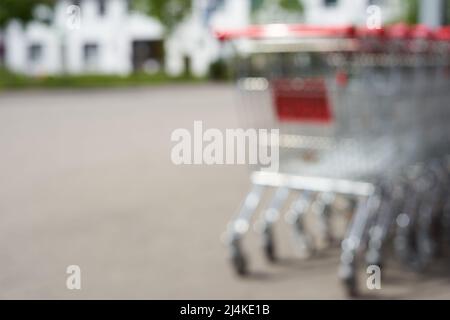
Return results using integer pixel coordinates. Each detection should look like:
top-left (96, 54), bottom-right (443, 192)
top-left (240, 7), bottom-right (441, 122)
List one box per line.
top-left (251, 0), bottom-right (303, 14)
top-left (279, 0), bottom-right (303, 12)
top-left (251, 0), bottom-right (303, 23)
top-left (403, 0), bottom-right (450, 25)
top-left (404, 0), bottom-right (419, 24)
top-left (445, 0), bottom-right (450, 24)
top-left (0, 0), bottom-right (54, 28)
top-left (132, 0), bottom-right (191, 32)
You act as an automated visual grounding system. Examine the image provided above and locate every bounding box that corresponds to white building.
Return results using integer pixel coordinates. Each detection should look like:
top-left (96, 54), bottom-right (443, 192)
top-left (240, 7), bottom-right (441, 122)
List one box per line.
top-left (4, 0), bottom-right (164, 76)
top-left (244, 0), bottom-right (404, 26)
top-left (3, 0), bottom-right (407, 77)
top-left (167, 0), bottom-right (406, 76)
top-left (165, 0), bottom-right (250, 77)
top-left (302, 0), bottom-right (404, 26)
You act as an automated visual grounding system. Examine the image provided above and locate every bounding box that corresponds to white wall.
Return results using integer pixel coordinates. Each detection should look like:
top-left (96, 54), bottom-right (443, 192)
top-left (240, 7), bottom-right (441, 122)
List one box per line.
top-left (165, 0), bottom-right (406, 77)
top-left (4, 0), bottom-right (164, 76)
top-left (166, 0), bottom-right (250, 77)
top-left (5, 21), bottom-right (27, 74)
top-left (420, 0), bottom-right (445, 27)
top-left (26, 22), bottom-right (60, 75)
top-left (3, 0), bottom-right (408, 77)
top-left (303, 0), bottom-right (367, 25)
top-left (303, 0), bottom-right (404, 26)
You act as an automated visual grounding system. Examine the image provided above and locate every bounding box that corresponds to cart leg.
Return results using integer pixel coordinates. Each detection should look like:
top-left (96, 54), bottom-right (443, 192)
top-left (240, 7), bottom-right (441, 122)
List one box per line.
top-left (314, 192), bottom-right (335, 247)
top-left (286, 191), bottom-right (315, 257)
top-left (261, 187), bottom-right (290, 262)
top-left (366, 185), bottom-right (398, 268)
top-left (230, 237), bottom-right (247, 276)
top-left (424, 161), bottom-right (449, 259)
top-left (443, 197), bottom-right (450, 248)
top-left (414, 159), bottom-right (450, 270)
top-left (339, 194), bottom-right (377, 297)
top-left (394, 179), bottom-right (420, 269)
top-left (394, 165), bottom-right (442, 271)
top-left (227, 184), bottom-right (265, 276)
top-left (415, 178), bottom-right (440, 271)
top-left (416, 199), bottom-right (435, 271)
top-left (365, 201), bottom-right (393, 268)
top-left (445, 159), bottom-right (450, 248)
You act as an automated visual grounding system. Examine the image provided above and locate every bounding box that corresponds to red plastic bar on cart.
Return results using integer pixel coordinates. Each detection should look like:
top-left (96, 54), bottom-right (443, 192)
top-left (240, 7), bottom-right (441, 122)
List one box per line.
top-left (272, 78), bottom-right (333, 123)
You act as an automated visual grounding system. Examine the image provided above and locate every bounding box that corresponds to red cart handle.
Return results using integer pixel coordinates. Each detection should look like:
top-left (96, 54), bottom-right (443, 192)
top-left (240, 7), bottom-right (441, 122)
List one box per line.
top-left (215, 23), bottom-right (450, 42)
top-left (435, 26), bottom-right (450, 41)
top-left (215, 24), bottom-right (355, 41)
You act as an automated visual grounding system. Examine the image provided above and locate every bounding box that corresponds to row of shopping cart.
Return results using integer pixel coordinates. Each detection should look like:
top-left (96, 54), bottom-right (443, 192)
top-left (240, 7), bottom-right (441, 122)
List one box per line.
top-left (217, 23), bottom-right (450, 296)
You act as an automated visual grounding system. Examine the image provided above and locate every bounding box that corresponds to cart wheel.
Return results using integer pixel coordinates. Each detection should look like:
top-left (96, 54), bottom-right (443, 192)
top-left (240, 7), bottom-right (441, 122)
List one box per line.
top-left (230, 241), bottom-right (247, 276)
top-left (262, 227), bottom-right (276, 262)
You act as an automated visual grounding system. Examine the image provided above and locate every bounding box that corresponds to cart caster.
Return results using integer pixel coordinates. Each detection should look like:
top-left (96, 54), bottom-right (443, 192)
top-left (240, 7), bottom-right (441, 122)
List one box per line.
top-left (230, 239), bottom-right (247, 276)
top-left (262, 226), bottom-right (276, 262)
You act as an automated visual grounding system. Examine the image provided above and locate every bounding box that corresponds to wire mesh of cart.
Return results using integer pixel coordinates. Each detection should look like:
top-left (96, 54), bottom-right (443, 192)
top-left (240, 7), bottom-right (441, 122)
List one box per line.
top-left (341, 24), bottom-right (450, 296)
top-left (387, 25), bottom-right (450, 280)
top-left (216, 24), bottom-right (450, 297)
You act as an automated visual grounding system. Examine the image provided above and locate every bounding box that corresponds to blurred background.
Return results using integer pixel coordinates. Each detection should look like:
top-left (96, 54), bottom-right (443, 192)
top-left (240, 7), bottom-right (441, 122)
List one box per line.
top-left (0, 0), bottom-right (450, 299)
top-left (2, 0), bottom-right (450, 84)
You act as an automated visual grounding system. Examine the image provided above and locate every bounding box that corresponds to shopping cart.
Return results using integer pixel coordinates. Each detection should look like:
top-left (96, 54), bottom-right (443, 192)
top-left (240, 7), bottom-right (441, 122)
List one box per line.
top-left (216, 24), bottom-right (450, 297)
top-left (391, 25), bottom-right (450, 273)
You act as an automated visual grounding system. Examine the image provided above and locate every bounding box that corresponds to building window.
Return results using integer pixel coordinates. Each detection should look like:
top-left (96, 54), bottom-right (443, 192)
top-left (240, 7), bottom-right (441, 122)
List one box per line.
top-left (98, 0), bottom-right (106, 16)
top-left (28, 44), bottom-right (43, 63)
top-left (324, 0), bottom-right (338, 7)
top-left (132, 40), bottom-right (164, 73)
top-left (83, 43), bottom-right (99, 70)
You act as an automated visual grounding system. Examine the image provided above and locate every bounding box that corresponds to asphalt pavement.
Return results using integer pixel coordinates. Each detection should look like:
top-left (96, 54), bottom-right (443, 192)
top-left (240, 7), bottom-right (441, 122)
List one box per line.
top-left (0, 84), bottom-right (449, 299)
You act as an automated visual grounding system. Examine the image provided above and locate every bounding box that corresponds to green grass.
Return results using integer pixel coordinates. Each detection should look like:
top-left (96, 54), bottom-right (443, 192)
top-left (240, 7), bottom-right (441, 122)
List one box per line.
top-left (0, 68), bottom-right (206, 90)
